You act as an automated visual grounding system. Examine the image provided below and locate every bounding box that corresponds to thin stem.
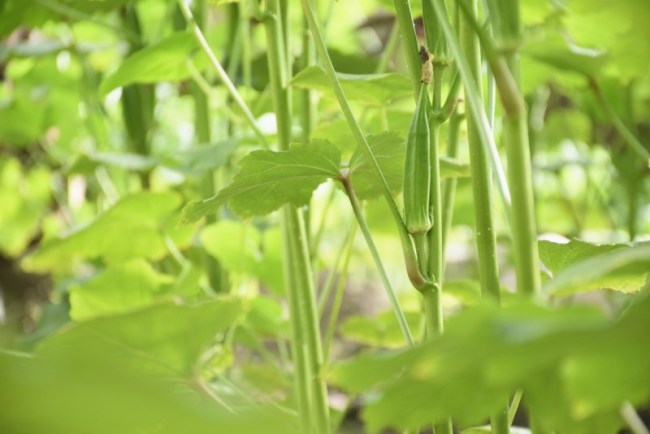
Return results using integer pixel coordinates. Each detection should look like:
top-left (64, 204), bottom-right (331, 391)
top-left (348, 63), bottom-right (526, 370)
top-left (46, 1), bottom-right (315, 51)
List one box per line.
top-left (301, 0), bottom-right (427, 289)
top-left (588, 76), bottom-right (650, 163)
top-left (375, 22), bottom-right (401, 73)
top-left (621, 401), bottom-right (650, 434)
top-left (266, 2), bottom-right (330, 432)
top-left (508, 389), bottom-right (523, 425)
top-left (177, 0), bottom-right (268, 147)
top-left (323, 223), bottom-right (358, 362)
top-left (279, 218), bottom-right (312, 433)
top-left (441, 113), bottom-right (462, 258)
top-left (318, 221), bottom-right (355, 317)
top-left (341, 177), bottom-right (415, 347)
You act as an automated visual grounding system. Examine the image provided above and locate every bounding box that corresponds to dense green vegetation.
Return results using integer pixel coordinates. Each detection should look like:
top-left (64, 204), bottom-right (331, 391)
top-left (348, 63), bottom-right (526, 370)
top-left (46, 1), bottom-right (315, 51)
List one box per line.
top-left (0, 0), bottom-right (649, 433)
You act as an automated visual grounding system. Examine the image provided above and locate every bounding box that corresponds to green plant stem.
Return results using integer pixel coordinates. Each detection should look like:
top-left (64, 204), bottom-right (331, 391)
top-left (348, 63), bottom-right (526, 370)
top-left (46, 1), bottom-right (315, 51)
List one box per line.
top-left (375, 22), bottom-right (401, 73)
top-left (429, 0), bottom-right (511, 211)
top-left (441, 113), bottom-right (462, 257)
top-left (457, 0), bottom-right (541, 300)
top-left (460, 2), bottom-right (507, 433)
top-left (588, 76), bottom-right (650, 163)
top-left (181, 0), bottom-right (227, 293)
top-left (341, 177), bottom-right (415, 347)
top-left (266, 2), bottom-right (330, 432)
top-left (460, 0), bottom-right (501, 302)
top-left (318, 221), bottom-right (355, 316)
top-left (225, 4), bottom-right (243, 82)
top-left (311, 187), bottom-right (337, 260)
top-left (621, 402), bottom-right (650, 434)
top-left (301, 0), bottom-right (427, 289)
top-left (392, 0), bottom-right (422, 92)
top-left (177, 0), bottom-right (267, 147)
top-left (279, 219), bottom-right (312, 433)
top-left (284, 207), bottom-right (331, 434)
top-left (508, 389), bottom-right (523, 425)
top-left (323, 223), bottom-right (358, 362)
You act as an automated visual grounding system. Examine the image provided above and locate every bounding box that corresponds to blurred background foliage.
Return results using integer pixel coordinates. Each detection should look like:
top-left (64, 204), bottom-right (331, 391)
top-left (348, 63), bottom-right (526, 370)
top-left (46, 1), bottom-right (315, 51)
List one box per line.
top-left (0, 0), bottom-right (648, 433)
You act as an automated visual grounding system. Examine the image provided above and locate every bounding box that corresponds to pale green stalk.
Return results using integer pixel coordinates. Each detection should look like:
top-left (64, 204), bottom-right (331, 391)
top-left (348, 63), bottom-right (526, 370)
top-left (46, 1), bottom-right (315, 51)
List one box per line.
top-left (266, 2), bottom-right (330, 432)
top-left (341, 177), bottom-right (415, 347)
top-left (323, 223), bottom-right (358, 362)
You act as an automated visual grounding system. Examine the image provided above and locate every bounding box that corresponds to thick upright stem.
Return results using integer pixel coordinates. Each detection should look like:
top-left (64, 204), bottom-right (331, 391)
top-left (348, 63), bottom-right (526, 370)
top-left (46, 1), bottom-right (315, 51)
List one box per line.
top-left (478, 0), bottom-right (541, 298)
top-left (460, 0), bottom-right (501, 302)
top-left (266, 2), bottom-right (330, 432)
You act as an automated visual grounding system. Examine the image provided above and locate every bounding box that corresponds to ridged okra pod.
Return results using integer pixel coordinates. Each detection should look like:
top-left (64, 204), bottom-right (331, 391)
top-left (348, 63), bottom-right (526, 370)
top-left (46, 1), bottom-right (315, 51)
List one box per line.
top-left (404, 47), bottom-right (434, 235)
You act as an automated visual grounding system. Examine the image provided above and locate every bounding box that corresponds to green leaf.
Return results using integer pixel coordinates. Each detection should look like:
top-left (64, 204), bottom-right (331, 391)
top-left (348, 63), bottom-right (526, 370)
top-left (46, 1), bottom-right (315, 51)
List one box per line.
top-left (67, 151), bottom-right (159, 174)
top-left (200, 220), bottom-right (284, 294)
top-left (100, 32), bottom-right (207, 95)
top-left (541, 240), bottom-right (650, 296)
top-left (69, 259), bottom-right (174, 321)
top-left (182, 140), bottom-right (341, 222)
top-left (349, 131), bottom-right (405, 200)
top-left (0, 343), bottom-right (296, 434)
top-left (349, 131), bottom-right (471, 200)
top-left (329, 298), bottom-right (650, 433)
top-left (38, 298), bottom-right (243, 377)
top-left (24, 192), bottom-right (189, 271)
top-left (291, 65), bottom-right (412, 106)
top-left (161, 140), bottom-right (237, 174)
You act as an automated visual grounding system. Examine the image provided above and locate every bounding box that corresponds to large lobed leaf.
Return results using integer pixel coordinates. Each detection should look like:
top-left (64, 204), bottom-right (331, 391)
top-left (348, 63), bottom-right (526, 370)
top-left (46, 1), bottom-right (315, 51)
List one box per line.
top-left (329, 295), bottom-right (650, 433)
top-left (182, 140), bottom-right (341, 222)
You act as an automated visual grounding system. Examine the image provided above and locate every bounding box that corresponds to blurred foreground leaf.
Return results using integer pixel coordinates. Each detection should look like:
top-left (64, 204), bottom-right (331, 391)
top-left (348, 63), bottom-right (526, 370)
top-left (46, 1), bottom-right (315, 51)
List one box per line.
top-left (329, 295), bottom-right (650, 432)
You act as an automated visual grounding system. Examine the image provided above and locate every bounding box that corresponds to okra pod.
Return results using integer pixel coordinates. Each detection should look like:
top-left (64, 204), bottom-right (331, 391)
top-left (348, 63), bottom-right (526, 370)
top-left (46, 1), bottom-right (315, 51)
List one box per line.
top-left (403, 47), bottom-right (433, 234)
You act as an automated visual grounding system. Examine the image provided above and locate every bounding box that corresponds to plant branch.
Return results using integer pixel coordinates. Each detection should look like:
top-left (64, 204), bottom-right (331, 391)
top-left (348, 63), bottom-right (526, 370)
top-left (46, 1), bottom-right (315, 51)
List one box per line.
top-left (341, 177), bottom-right (415, 347)
top-left (588, 76), bottom-right (650, 163)
top-left (621, 402), bottom-right (650, 434)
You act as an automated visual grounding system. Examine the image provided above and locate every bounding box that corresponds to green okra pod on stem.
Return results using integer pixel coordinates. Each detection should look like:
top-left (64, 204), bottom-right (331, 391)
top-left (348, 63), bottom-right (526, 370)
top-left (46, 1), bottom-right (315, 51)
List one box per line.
top-left (404, 46), bottom-right (434, 235)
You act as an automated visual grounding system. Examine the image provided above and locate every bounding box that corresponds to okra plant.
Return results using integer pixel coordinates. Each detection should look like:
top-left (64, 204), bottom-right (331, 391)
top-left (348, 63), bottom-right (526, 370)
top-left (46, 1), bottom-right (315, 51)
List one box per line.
top-left (0, 0), bottom-right (649, 434)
